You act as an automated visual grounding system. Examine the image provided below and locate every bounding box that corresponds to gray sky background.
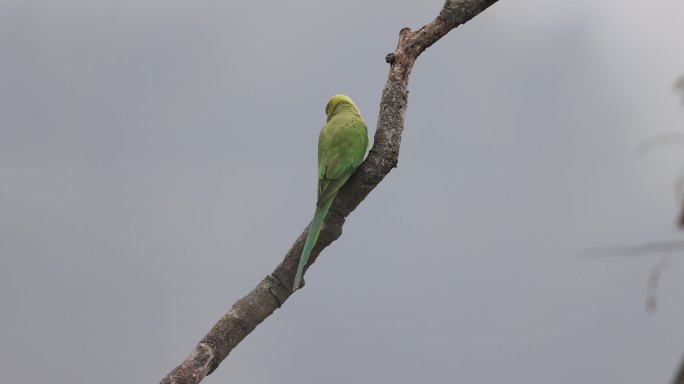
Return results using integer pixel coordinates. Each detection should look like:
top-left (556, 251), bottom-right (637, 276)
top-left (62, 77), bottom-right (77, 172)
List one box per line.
top-left (2, 0), bottom-right (684, 383)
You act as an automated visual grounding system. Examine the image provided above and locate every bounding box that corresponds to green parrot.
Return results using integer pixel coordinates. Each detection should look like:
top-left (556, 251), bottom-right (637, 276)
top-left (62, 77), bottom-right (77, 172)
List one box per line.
top-left (293, 95), bottom-right (369, 291)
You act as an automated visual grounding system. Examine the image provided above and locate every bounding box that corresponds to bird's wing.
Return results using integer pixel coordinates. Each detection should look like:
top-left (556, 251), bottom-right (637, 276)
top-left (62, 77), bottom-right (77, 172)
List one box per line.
top-left (317, 119), bottom-right (368, 205)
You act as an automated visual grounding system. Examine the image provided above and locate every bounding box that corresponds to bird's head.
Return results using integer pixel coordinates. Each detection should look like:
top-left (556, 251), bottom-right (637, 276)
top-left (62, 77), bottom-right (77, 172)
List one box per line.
top-left (325, 94), bottom-right (358, 121)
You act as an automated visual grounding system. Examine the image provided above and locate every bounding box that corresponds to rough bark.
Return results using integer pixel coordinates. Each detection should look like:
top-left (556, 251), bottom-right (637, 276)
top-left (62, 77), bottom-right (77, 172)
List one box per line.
top-left (160, 1), bottom-right (499, 383)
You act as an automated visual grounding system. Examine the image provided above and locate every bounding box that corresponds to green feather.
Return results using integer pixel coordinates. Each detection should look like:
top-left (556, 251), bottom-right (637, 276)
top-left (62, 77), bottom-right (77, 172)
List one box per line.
top-left (293, 192), bottom-right (335, 290)
top-left (292, 95), bottom-right (369, 291)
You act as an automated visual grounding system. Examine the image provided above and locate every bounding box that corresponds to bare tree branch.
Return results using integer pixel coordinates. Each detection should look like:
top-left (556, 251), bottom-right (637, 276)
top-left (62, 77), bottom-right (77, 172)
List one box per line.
top-left (675, 355), bottom-right (684, 384)
top-left (578, 241), bottom-right (678, 315)
top-left (635, 132), bottom-right (684, 155)
top-left (578, 239), bottom-right (684, 258)
top-left (159, 1), bottom-right (499, 383)
top-left (671, 74), bottom-right (684, 384)
top-left (675, 75), bottom-right (684, 107)
top-left (645, 255), bottom-right (671, 313)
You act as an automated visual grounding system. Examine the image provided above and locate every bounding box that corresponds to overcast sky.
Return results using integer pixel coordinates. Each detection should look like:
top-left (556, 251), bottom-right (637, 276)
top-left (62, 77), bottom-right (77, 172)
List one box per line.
top-left (2, 0), bottom-right (684, 383)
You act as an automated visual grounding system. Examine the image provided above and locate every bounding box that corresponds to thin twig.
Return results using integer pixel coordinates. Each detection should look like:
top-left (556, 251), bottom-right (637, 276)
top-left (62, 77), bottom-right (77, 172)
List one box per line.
top-left (578, 239), bottom-right (684, 258)
top-left (635, 132), bottom-right (684, 155)
top-left (645, 255), bottom-right (671, 313)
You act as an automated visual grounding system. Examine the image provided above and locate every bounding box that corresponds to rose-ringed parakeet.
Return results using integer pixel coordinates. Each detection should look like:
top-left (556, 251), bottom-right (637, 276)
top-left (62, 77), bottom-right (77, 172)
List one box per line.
top-left (293, 95), bottom-right (369, 291)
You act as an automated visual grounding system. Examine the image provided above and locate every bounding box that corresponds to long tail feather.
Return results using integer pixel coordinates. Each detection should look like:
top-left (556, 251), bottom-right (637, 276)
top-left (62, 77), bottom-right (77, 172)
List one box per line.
top-left (293, 193), bottom-right (336, 290)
